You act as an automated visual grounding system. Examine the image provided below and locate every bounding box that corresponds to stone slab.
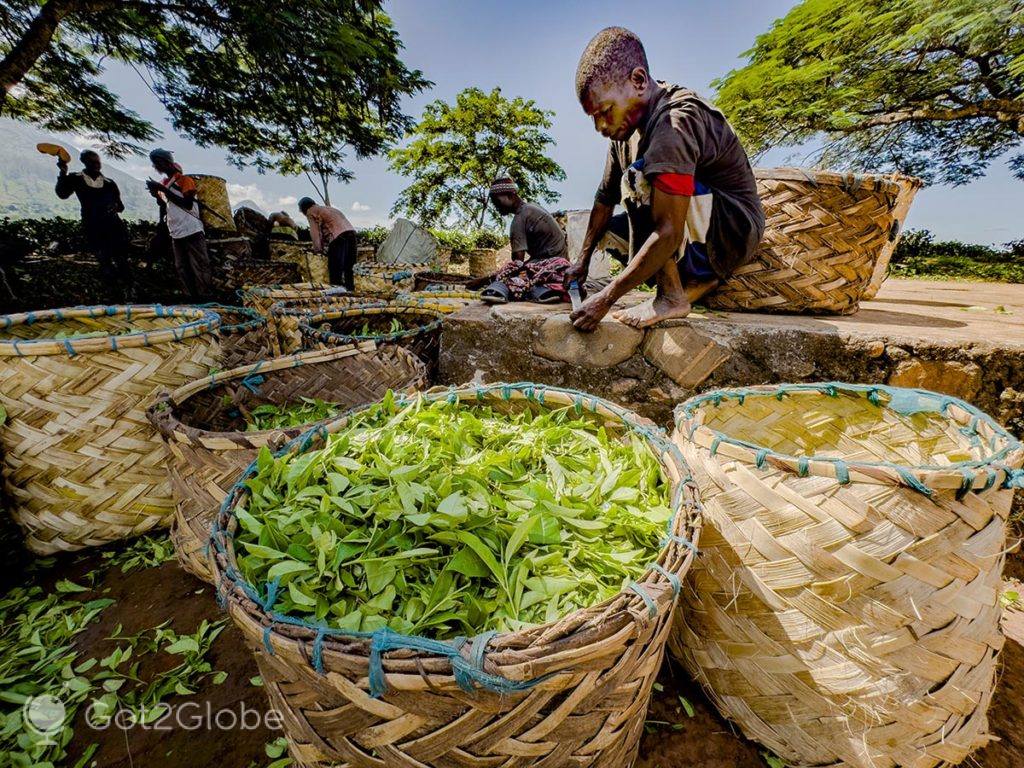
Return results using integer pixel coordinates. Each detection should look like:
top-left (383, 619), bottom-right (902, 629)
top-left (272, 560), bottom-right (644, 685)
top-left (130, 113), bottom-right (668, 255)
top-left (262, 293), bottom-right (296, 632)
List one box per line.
top-left (535, 313), bottom-right (643, 367)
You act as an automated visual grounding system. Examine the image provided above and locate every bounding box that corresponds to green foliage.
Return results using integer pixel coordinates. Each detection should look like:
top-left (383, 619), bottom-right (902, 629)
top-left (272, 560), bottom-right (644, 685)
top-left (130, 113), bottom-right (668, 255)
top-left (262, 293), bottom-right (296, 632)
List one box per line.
top-left (245, 398), bottom-right (346, 432)
top-left (1, 1), bottom-right (426, 197)
top-left (389, 87), bottom-right (566, 228)
top-left (429, 228), bottom-right (508, 253)
top-left (356, 226), bottom-right (390, 248)
top-left (0, 216), bottom-right (156, 260)
top-left (235, 392), bottom-right (670, 638)
top-left (715, 0), bottom-right (1024, 184)
top-left (889, 229), bottom-right (1024, 282)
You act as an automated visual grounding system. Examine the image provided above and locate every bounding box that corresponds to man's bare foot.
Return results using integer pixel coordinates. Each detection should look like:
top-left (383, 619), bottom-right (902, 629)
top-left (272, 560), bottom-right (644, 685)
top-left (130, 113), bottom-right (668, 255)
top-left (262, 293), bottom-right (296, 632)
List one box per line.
top-left (613, 293), bottom-right (692, 328)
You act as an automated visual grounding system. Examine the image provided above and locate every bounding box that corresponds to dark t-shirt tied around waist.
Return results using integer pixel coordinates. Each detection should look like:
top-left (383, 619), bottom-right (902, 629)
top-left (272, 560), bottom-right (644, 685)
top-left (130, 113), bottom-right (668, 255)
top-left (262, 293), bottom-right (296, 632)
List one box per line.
top-left (594, 83), bottom-right (765, 279)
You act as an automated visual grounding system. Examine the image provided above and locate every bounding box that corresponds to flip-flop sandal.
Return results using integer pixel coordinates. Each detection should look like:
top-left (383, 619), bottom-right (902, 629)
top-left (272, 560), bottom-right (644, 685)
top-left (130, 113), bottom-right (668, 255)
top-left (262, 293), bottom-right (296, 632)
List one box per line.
top-left (480, 281), bottom-right (511, 304)
top-left (528, 286), bottom-right (563, 305)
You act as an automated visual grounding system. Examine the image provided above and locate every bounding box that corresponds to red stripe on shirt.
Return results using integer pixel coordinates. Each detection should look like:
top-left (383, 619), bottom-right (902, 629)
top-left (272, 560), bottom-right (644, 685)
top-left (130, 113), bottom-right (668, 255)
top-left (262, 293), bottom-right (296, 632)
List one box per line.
top-left (652, 173), bottom-right (695, 196)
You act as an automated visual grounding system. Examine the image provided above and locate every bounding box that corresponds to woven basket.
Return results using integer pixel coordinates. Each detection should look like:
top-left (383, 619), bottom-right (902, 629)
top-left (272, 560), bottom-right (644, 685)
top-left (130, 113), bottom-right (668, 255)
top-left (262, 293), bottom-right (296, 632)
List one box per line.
top-left (412, 271), bottom-right (484, 292)
top-left (240, 283), bottom-right (335, 355)
top-left (352, 263), bottom-right (428, 297)
top-left (191, 174), bottom-right (236, 233)
top-left (148, 344), bottom-right (427, 582)
top-left (862, 175), bottom-right (925, 300)
top-left (707, 168), bottom-right (903, 315)
top-left (300, 305), bottom-right (445, 373)
top-left (209, 381), bottom-right (701, 768)
top-left (268, 295), bottom-right (387, 355)
top-left (395, 291), bottom-right (480, 314)
top-left (269, 241), bottom-right (330, 285)
top-left (0, 305), bottom-right (222, 554)
top-left (670, 382), bottom-right (1024, 768)
top-left (226, 259), bottom-right (303, 295)
top-left (198, 303), bottom-right (271, 370)
top-left (469, 248), bottom-right (499, 277)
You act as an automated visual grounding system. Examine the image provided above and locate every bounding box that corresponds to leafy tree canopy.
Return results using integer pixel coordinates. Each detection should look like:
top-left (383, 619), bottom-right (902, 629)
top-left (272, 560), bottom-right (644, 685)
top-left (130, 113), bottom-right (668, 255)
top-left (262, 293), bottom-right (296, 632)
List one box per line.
top-left (715, 0), bottom-right (1024, 184)
top-left (1, 1), bottom-right (427, 199)
top-left (389, 87), bottom-right (565, 228)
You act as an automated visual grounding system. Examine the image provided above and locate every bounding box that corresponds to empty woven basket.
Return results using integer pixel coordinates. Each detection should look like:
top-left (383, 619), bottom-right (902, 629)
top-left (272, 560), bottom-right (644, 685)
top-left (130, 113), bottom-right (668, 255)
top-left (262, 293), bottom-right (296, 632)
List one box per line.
top-left (707, 168), bottom-right (906, 315)
top-left (209, 382), bottom-right (700, 768)
top-left (0, 305), bottom-right (222, 553)
top-left (670, 382), bottom-right (1024, 768)
top-left (148, 344), bottom-right (427, 582)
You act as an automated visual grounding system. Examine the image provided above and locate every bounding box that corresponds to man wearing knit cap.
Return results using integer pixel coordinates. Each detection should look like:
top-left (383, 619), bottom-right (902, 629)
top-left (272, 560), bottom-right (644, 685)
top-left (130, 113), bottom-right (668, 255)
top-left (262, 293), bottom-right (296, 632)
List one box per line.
top-left (482, 178), bottom-right (570, 303)
top-left (146, 148), bottom-right (211, 300)
top-left (567, 27), bottom-right (764, 331)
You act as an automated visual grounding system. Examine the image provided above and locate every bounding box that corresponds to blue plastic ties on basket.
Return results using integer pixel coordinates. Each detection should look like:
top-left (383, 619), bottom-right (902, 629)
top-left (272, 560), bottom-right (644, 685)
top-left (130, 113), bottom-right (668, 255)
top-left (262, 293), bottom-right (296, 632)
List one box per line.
top-left (798, 456), bottom-right (810, 477)
top-left (662, 533), bottom-right (699, 554)
top-left (628, 582), bottom-right (658, 618)
top-left (887, 389), bottom-right (941, 416)
top-left (469, 631), bottom-right (497, 675)
top-left (311, 628), bottom-right (327, 674)
top-left (980, 468), bottom-right (998, 492)
top-left (1005, 469), bottom-right (1024, 490)
top-left (651, 563), bottom-right (681, 598)
top-left (755, 449), bottom-right (768, 469)
top-left (833, 460), bottom-right (850, 485)
top-left (11, 340), bottom-right (23, 357)
top-left (263, 626), bottom-right (275, 655)
top-left (261, 577), bottom-right (281, 611)
top-left (710, 436), bottom-right (722, 456)
top-left (241, 374), bottom-right (265, 394)
top-left (62, 339), bottom-right (76, 357)
top-left (896, 467), bottom-right (933, 496)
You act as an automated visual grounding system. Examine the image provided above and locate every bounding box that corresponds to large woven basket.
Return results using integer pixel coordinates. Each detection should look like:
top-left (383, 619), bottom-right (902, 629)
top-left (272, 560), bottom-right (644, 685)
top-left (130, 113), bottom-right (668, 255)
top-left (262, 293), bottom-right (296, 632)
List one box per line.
top-left (0, 305), bottom-right (222, 553)
top-left (148, 344), bottom-right (427, 582)
top-left (707, 168), bottom-right (905, 315)
top-left (225, 259), bottom-right (302, 295)
top-left (469, 248), bottom-right (499, 277)
top-left (240, 283), bottom-right (335, 355)
top-left (300, 305), bottom-right (445, 373)
top-left (352, 262), bottom-right (428, 297)
top-left (269, 241), bottom-right (330, 285)
top-left (268, 295), bottom-right (386, 355)
top-left (209, 381), bottom-right (701, 768)
top-left (670, 382), bottom-right (1024, 768)
top-left (198, 303), bottom-right (271, 370)
top-left (862, 174), bottom-right (925, 300)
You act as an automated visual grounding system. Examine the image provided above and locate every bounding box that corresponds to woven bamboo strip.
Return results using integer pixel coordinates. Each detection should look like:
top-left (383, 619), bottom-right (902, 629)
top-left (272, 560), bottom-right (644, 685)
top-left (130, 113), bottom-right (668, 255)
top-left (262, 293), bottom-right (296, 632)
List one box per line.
top-left (199, 303), bottom-right (272, 370)
top-left (394, 292), bottom-right (480, 314)
top-left (0, 305), bottom-right (222, 553)
top-left (352, 263), bottom-right (429, 297)
top-left (670, 383), bottom-right (1023, 768)
top-left (240, 283), bottom-right (335, 355)
top-left (268, 295), bottom-right (386, 355)
top-left (210, 382), bottom-right (701, 768)
top-left (148, 344), bottom-right (427, 582)
top-left (412, 271), bottom-right (487, 292)
top-left (707, 168), bottom-right (904, 315)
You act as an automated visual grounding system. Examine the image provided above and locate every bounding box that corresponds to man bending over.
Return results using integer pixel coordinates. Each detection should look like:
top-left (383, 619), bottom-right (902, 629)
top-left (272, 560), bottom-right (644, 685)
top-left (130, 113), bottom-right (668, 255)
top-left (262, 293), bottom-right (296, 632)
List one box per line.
top-left (567, 27), bottom-right (764, 331)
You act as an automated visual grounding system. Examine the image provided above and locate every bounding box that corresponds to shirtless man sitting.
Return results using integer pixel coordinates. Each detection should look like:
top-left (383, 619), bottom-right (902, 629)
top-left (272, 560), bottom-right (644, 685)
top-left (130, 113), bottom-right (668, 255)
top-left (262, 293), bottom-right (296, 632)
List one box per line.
top-left (566, 27), bottom-right (765, 331)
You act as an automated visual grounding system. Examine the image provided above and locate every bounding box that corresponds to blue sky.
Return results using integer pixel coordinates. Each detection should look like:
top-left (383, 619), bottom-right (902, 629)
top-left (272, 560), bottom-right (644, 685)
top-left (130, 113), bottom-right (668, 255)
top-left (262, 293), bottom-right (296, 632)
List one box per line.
top-left (32, 0), bottom-right (1024, 243)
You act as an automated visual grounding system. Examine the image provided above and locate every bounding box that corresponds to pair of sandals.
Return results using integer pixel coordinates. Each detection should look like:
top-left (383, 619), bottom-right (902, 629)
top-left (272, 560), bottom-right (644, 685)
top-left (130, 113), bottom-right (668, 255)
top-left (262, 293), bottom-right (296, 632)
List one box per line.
top-left (480, 281), bottom-right (563, 305)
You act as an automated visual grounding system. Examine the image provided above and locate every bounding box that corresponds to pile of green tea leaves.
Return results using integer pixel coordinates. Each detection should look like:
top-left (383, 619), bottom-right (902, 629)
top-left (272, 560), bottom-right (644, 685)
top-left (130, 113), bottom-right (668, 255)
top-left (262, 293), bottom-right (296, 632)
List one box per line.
top-left (234, 391), bottom-right (672, 638)
top-left (245, 398), bottom-right (346, 432)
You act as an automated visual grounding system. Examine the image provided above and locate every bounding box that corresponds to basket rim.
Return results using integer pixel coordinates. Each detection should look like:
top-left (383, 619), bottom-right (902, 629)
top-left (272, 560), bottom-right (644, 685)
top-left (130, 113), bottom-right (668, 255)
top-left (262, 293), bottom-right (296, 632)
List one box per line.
top-left (195, 303), bottom-right (266, 334)
top-left (267, 296), bottom-right (388, 319)
top-left (754, 165), bottom-right (914, 191)
top-left (0, 304), bottom-right (220, 357)
top-left (147, 342), bottom-right (428, 446)
top-left (240, 282), bottom-right (332, 299)
top-left (354, 262), bottom-right (431, 282)
top-left (300, 305), bottom-right (445, 344)
top-left (675, 382), bottom-right (1024, 496)
top-left (209, 381), bottom-right (701, 699)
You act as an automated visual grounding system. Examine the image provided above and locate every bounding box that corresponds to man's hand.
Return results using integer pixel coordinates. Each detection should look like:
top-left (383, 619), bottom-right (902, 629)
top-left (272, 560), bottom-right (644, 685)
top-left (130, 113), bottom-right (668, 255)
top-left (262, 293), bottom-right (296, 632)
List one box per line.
top-left (570, 290), bottom-right (614, 332)
top-left (563, 259), bottom-right (589, 289)
top-left (56, 158), bottom-right (68, 174)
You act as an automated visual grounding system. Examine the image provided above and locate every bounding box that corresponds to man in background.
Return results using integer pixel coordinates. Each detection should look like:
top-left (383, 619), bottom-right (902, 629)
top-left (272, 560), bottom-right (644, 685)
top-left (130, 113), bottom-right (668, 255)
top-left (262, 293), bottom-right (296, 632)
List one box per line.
top-left (55, 150), bottom-right (134, 301)
top-left (298, 197), bottom-right (356, 290)
top-left (146, 148), bottom-right (211, 300)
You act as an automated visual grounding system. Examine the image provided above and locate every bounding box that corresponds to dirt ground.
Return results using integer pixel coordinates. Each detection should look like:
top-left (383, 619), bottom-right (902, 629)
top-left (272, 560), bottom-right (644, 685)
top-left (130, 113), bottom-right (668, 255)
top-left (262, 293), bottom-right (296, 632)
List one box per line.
top-left (9, 544), bottom-right (1024, 768)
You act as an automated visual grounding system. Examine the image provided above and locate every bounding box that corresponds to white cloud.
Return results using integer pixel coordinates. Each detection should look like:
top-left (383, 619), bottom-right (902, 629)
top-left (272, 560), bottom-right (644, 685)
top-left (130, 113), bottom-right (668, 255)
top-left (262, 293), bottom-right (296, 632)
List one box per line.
top-left (226, 183), bottom-right (275, 213)
top-left (277, 195), bottom-right (297, 206)
top-left (351, 201), bottom-right (371, 212)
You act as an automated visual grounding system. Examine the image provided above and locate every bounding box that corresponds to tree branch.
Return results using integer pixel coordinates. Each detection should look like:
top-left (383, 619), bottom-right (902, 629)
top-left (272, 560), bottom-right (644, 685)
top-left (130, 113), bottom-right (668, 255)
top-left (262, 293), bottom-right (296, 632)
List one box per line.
top-left (835, 99), bottom-right (1024, 133)
top-left (1, 0), bottom-right (76, 94)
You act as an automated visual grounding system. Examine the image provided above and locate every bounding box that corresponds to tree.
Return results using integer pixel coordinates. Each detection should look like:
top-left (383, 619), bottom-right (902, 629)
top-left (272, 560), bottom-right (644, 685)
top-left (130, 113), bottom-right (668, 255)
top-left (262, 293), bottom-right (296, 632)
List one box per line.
top-left (389, 87), bottom-right (565, 228)
top-left (715, 0), bottom-right (1024, 185)
top-left (1, 1), bottom-right (427, 199)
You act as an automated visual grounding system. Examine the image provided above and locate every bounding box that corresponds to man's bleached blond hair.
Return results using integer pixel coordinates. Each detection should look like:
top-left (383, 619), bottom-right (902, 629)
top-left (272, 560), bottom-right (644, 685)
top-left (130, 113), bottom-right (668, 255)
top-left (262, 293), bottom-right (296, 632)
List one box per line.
top-left (575, 27), bottom-right (649, 103)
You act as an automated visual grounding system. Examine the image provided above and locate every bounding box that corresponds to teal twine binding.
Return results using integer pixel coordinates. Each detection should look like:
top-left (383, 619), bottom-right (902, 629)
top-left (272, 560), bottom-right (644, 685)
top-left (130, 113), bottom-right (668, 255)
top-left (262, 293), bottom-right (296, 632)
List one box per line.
top-left (956, 469), bottom-right (974, 500)
top-left (628, 583), bottom-right (657, 618)
top-left (263, 626), bottom-right (274, 655)
top-left (833, 460), bottom-right (850, 485)
top-left (650, 564), bottom-right (681, 597)
top-left (798, 456), bottom-right (810, 477)
top-left (311, 628), bottom-right (327, 674)
top-left (261, 577), bottom-right (281, 611)
top-left (755, 449), bottom-right (768, 469)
